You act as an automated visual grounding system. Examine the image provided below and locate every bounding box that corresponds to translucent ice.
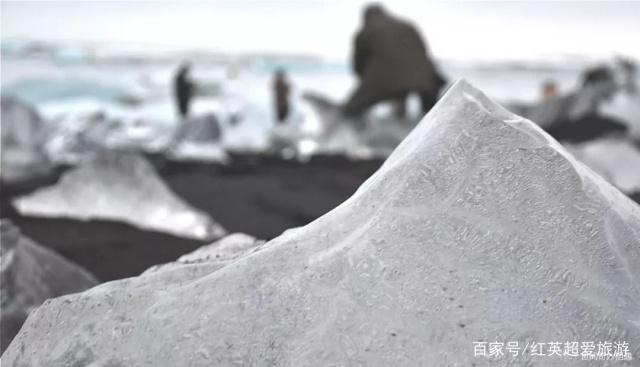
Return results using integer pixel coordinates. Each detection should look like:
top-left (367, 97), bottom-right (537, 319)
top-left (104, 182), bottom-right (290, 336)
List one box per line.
top-left (3, 80), bottom-right (639, 366)
top-left (12, 152), bottom-right (226, 240)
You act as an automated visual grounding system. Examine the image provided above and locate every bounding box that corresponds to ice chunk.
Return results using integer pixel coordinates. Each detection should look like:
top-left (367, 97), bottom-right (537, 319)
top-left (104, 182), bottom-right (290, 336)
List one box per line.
top-left (0, 220), bottom-right (97, 353)
top-left (40, 106), bottom-right (175, 165)
top-left (0, 97), bottom-right (53, 182)
top-left (3, 80), bottom-right (640, 366)
top-left (167, 113), bottom-right (228, 162)
top-left (12, 152), bottom-right (226, 240)
top-left (176, 113), bottom-right (223, 143)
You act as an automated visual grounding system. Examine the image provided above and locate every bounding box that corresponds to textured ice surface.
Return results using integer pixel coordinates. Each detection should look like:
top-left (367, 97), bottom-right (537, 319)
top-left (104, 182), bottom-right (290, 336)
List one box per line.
top-left (143, 232), bottom-right (265, 274)
top-left (566, 137), bottom-right (640, 194)
top-left (3, 80), bottom-right (640, 366)
top-left (0, 98), bottom-right (53, 182)
top-left (12, 152), bottom-right (226, 240)
top-left (0, 220), bottom-right (97, 353)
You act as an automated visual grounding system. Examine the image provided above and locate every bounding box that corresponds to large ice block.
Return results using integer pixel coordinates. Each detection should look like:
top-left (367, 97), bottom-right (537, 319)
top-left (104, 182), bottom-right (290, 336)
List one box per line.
top-left (3, 80), bottom-right (639, 366)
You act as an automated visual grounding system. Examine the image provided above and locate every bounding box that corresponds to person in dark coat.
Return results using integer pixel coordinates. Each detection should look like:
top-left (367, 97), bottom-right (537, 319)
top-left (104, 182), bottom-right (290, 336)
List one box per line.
top-left (168, 62), bottom-right (195, 152)
top-left (174, 62), bottom-right (194, 119)
top-left (273, 68), bottom-right (291, 123)
top-left (343, 4), bottom-right (446, 118)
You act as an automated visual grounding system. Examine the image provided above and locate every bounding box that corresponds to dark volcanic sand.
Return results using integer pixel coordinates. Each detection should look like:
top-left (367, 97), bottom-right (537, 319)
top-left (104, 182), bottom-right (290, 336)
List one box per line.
top-left (3, 153), bottom-right (638, 282)
top-left (0, 154), bottom-right (383, 281)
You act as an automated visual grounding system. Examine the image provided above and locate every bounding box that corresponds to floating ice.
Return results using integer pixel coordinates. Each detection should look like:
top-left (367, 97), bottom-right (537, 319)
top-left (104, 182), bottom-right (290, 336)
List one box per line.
top-left (0, 220), bottom-right (97, 353)
top-left (3, 80), bottom-right (640, 366)
top-left (12, 152), bottom-right (226, 240)
top-left (38, 104), bottom-right (174, 165)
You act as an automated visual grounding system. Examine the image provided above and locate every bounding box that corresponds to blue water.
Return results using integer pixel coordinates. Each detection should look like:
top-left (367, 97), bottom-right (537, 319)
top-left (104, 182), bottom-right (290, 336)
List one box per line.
top-left (1, 51), bottom-right (590, 131)
top-left (2, 78), bottom-right (128, 105)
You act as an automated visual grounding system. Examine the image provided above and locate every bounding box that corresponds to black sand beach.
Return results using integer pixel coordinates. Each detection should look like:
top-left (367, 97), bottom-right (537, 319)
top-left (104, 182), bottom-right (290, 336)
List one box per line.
top-left (0, 154), bottom-right (383, 281)
top-left (2, 153), bottom-right (638, 283)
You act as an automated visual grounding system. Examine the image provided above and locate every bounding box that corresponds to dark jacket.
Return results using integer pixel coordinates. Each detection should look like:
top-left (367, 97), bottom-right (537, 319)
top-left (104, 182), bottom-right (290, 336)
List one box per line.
top-left (273, 74), bottom-right (291, 122)
top-left (344, 10), bottom-right (445, 115)
top-left (174, 67), bottom-right (193, 117)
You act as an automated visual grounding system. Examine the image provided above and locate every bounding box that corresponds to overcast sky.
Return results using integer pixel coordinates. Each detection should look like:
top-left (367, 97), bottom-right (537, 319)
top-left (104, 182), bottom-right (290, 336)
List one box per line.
top-left (2, 1), bottom-right (639, 61)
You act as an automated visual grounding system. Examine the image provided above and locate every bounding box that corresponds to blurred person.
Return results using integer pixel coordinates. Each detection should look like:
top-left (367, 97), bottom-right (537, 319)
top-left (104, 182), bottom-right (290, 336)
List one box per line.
top-left (541, 80), bottom-right (558, 100)
top-left (168, 62), bottom-right (195, 152)
top-left (343, 4), bottom-right (446, 119)
top-left (273, 68), bottom-right (291, 123)
top-left (174, 62), bottom-right (194, 120)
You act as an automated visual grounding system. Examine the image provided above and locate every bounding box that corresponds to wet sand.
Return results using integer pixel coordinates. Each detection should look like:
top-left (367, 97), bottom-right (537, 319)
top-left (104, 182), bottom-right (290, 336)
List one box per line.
top-left (0, 154), bottom-right (383, 281)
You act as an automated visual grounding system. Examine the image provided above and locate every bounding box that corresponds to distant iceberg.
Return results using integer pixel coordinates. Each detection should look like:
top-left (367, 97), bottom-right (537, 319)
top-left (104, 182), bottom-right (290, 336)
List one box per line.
top-left (12, 152), bottom-right (226, 240)
top-left (3, 80), bottom-right (639, 366)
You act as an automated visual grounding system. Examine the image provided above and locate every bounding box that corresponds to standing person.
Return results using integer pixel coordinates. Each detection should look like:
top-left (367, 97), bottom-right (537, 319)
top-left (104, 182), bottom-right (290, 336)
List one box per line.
top-left (273, 68), bottom-right (291, 123)
top-left (343, 4), bottom-right (446, 118)
top-left (168, 62), bottom-right (195, 152)
top-left (174, 62), bottom-right (194, 120)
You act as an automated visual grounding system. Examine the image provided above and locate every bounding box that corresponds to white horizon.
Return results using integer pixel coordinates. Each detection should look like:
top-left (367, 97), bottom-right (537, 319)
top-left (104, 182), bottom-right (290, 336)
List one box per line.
top-left (2, 1), bottom-right (639, 63)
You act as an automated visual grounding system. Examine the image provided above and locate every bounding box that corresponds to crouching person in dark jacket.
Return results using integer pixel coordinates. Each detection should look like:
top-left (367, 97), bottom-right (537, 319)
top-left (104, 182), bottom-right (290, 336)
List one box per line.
top-left (344, 4), bottom-right (446, 119)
